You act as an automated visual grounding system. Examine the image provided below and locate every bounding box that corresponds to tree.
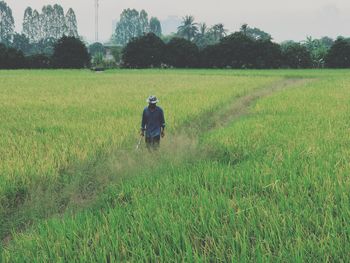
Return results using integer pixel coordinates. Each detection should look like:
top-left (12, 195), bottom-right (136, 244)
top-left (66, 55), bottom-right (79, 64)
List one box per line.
top-left (165, 38), bottom-right (199, 68)
top-left (193, 23), bottom-right (218, 49)
top-left (11, 33), bottom-right (32, 55)
top-left (89, 42), bottom-right (106, 57)
top-left (0, 43), bottom-right (25, 69)
top-left (253, 40), bottom-right (282, 68)
top-left (302, 36), bottom-right (329, 68)
top-left (139, 10), bottom-right (149, 35)
top-left (199, 44), bottom-right (223, 68)
top-left (111, 46), bottom-right (123, 64)
top-left (65, 8), bottom-right (78, 37)
top-left (22, 4), bottom-right (79, 44)
top-left (52, 4), bottom-right (66, 39)
top-left (320, 37), bottom-right (334, 49)
top-left (177, 15), bottom-right (198, 41)
top-left (52, 36), bottom-right (90, 68)
top-left (217, 32), bottom-right (257, 68)
top-left (114, 9), bottom-right (148, 46)
top-left (241, 25), bottom-right (272, 41)
top-left (0, 1), bottom-right (15, 45)
top-left (31, 10), bottom-right (41, 42)
top-left (325, 38), bottom-right (350, 68)
top-left (240, 24), bottom-right (248, 36)
top-left (209, 24), bottom-right (227, 42)
top-left (41, 5), bottom-right (54, 39)
top-left (23, 7), bottom-right (34, 42)
top-left (200, 32), bottom-right (281, 69)
top-left (26, 54), bottom-right (51, 68)
top-left (122, 33), bottom-right (165, 68)
top-left (32, 37), bottom-right (56, 55)
top-left (161, 33), bottom-right (177, 44)
top-left (281, 41), bottom-right (312, 68)
top-left (150, 17), bottom-right (162, 37)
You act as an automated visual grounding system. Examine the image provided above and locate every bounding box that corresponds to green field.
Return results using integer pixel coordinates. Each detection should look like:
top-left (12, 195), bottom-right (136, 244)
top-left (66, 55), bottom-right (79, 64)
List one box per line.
top-left (1, 69), bottom-right (349, 261)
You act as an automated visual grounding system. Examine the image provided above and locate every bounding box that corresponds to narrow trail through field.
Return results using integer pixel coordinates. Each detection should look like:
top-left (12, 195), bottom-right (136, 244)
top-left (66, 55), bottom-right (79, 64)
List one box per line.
top-left (180, 78), bottom-right (309, 134)
top-left (1, 77), bottom-right (310, 246)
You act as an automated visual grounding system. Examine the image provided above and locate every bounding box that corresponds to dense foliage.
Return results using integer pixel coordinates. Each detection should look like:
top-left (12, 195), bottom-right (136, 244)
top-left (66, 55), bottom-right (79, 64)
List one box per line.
top-left (52, 36), bottom-right (90, 68)
top-left (113, 9), bottom-right (162, 46)
top-left (1, 0), bottom-right (350, 69)
top-left (165, 38), bottom-right (199, 68)
top-left (0, 36), bottom-right (89, 69)
top-left (120, 32), bottom-right (350, 69)
top-left (0, 43), bottom-right (25, 69)
top-left (122, 33), bottom-right (165, 68)
top-left (0, 0), bottom-right (14, 45)
top-left (325, 38), bottom-right (350, 68)
top-left (22, 5), bottom-right (78, 43)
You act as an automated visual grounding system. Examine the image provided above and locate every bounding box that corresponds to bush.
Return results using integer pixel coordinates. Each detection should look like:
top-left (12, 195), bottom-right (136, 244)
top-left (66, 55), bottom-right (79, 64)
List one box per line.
top-left (52, 36), bottom-right (90, 68)
top-left (26, 54), bottom-right (51, 69)
top-left (253, 40), bottom-right (282, 69)
top-left (165, 38), bottom-right (199, 68)
top-left (0, 44), bottom-right (25, 69)
top-left (281, 42), bottom-right (312, 68)
top-left (200, 33), bottom-right (282, 69)
top-left (122, 33), bottom-right (165, 68)
top-left (325, 38), bottom-right (350, 68)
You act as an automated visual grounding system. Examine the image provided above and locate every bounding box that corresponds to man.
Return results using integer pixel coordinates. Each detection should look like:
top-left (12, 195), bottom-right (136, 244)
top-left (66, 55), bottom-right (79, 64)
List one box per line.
top-left (141, 95), bottom-right (166, 150)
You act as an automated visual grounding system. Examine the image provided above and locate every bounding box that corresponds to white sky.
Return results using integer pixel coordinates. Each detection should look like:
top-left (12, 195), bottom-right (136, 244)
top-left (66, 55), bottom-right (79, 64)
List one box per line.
top-left (4, 0), bottom-right (350, 43)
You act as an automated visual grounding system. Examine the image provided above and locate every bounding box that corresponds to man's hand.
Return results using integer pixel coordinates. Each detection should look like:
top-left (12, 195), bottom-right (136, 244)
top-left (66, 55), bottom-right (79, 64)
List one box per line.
top-left (161, 130), bottom-right (165, 138)
top-left (140, 130), bottom-right (145, 137)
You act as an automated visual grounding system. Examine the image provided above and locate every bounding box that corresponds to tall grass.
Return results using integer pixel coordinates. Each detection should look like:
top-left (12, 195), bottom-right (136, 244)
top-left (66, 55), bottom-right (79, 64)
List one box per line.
top-left (1, 70), bottom-right (349, 261)
top-left (0, 69), bottom-right (279, 239)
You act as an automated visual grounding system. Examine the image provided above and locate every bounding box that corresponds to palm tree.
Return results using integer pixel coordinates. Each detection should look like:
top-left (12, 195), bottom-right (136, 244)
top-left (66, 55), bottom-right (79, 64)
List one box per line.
top-left (240, 23), bottom-right (248, 36)
top-left (177, 15), bottom-right (198, 41)
top-left (198, 23), bottom-right (207, 36)
top-left (210, 23), bottom-right (227, 41)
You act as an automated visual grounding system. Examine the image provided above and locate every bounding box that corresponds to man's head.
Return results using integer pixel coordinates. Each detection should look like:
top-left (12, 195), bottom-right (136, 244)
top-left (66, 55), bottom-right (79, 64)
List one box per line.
top-left (147, 95), bottom-right (159, 109)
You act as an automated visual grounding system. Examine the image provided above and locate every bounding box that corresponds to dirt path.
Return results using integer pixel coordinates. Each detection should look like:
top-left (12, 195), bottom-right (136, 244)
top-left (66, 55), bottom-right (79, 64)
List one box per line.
top-left (1, 77), bottom-right (310, 246)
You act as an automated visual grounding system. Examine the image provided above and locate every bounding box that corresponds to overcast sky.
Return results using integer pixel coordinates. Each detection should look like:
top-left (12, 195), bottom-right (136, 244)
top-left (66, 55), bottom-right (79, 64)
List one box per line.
top-left (5, 0), bottom-right (350, 43)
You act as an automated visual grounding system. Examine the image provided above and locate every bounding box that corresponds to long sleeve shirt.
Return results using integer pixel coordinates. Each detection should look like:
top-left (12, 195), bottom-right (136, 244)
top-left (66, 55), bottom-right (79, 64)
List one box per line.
top-left (141, 106), bottom-right (166, 138)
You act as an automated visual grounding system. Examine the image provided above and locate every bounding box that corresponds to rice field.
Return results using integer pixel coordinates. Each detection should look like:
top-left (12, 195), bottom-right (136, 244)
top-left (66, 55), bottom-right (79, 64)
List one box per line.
top-left (1, 69), bottom-right (349, 261)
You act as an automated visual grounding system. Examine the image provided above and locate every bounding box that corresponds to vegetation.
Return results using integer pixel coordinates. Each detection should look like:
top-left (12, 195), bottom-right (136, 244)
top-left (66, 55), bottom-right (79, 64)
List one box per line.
top-left (149, 17), bottom-right (162, 37)
top-left (165, 38), bottom-right (199, 68)
top-left (177, 15), bottom-right (198, 41)
top-left (2, 0), bottom-right (350, 69)
top-left (122, 33), bottom-right (165, 68)
top-left (113, 9), bottom-right (162, 46)
top-left (52, 36), bottom-right (90, 68)
top-left (0, 0), bottom-right (14, 45)
top-left (0, 69), bottom-right (349, 262)
top-left (88, 42), bottom-right (106, 57)
top-left (22, 5), bottom-right (78, 42)
top-left (325, 37), bottom-right (350, 68)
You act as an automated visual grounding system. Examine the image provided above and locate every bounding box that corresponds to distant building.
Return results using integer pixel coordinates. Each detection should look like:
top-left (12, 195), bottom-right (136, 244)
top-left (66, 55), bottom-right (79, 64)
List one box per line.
top-left (161, 16), bottom-right (182, 35)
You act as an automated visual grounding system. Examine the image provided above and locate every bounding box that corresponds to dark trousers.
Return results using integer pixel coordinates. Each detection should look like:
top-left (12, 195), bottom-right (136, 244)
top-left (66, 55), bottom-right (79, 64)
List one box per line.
top-left (145, 135), bottom-right (160, 150)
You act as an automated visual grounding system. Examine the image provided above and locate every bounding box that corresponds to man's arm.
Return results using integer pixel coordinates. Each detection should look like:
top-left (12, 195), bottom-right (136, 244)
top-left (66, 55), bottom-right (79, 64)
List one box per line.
top-left (141, 109), bottom-right (146, 136)
top-left (160, 109), bottom-right (165, 137)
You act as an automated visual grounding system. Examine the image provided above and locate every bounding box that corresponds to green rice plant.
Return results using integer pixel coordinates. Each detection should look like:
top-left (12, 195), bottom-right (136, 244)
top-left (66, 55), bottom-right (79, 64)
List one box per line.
top-left (1, 69), bottom-right (349, 262)
top-left (0, 69), bottom-right (280, 238)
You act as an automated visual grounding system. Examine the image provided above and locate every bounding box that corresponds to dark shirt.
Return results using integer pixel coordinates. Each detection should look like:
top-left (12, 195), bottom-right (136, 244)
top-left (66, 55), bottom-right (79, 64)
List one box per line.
top-left (141, 106), bottom-right (166, 138)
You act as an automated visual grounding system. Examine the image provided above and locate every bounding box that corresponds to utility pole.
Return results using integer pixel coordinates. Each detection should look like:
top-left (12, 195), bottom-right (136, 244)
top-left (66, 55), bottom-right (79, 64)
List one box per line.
top-left (95, 0), bottom-right (99, 42)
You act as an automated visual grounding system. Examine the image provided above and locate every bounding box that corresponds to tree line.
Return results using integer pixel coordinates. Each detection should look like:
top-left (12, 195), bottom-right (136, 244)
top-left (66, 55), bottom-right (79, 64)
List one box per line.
top-left (121, 31), bottom-right (350, 69)
top-left (0, 36), bottom-right (89, 69)
top-left (0, 1), bottom-right (78, 56)
top-left (2, 0), bottom-right (350, 69)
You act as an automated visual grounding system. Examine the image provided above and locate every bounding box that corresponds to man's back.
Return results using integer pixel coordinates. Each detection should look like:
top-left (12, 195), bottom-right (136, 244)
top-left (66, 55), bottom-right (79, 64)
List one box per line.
top-left (142, 106), bottom-right (165, 138)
